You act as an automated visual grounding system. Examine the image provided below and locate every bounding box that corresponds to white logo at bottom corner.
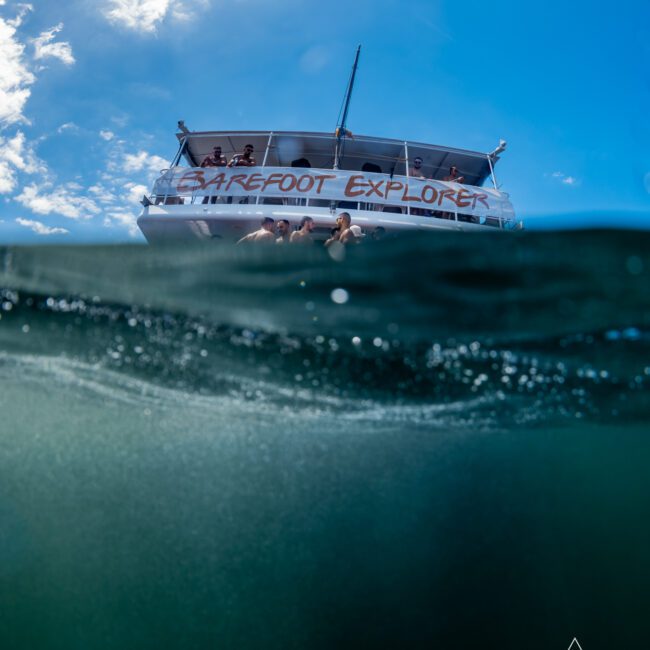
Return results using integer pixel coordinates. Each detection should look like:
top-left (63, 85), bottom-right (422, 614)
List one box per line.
top-left (568, 638), bottom-right (583, 650)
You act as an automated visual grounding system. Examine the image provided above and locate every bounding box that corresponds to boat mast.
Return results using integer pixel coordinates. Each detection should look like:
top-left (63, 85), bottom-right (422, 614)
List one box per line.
top-left (334, 45), bottom-right (361, 171)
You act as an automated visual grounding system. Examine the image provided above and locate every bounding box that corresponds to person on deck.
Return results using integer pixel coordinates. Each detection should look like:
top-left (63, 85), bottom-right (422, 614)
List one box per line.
top-left (236, 217), bottom-right (275, 244)
top-left (290, 216), bottom-right (315, 244)
top-left (325, 212), bottom-right (356, 247)
top-left (201, 146), bottom-right (227, 168)
top-left (409, 156), bottom-right (426, 179)
top-left (275, 219), bottom-right (291, 244)
top-left (228, 144), bottom-right (257, 167)
top-left (201, 146), bottom-right (227, 203)
top-left (443, 165), bottom-right (465, 183)
top-left (408, 156), bottom-right (428, 215)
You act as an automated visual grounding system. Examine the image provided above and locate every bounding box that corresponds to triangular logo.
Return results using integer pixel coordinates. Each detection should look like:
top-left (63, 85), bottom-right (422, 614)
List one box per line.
top-left (568, 638), bottom-right (583, 650)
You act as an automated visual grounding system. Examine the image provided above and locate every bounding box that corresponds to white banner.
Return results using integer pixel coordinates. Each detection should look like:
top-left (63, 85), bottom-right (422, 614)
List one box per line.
top-left (153, 167), bottom-right (507, 217)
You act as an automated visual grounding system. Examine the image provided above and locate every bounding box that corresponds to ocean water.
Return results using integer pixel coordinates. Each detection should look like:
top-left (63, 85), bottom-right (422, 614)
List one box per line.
top-left (1, 231), bottom-right (649, 649)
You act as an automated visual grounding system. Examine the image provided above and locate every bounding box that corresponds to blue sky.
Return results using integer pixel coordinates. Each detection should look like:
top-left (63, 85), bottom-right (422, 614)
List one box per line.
top-left (0, 0), bottom-right (648, 242)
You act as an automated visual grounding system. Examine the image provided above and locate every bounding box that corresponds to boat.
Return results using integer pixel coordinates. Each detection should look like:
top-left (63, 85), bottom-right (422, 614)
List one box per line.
top-left (137, 48), bottom-right (520, 244)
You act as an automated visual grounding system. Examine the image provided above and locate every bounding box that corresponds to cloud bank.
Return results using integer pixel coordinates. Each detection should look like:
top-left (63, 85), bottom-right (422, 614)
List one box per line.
top-left (0, 5), bottom-right (36, 127)
top-left (15, 217), bottom-right (69, 235)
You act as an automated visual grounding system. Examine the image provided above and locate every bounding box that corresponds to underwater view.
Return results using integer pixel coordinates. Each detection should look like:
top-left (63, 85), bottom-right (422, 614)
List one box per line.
top-left (1, 230), bottom-right (650, 649)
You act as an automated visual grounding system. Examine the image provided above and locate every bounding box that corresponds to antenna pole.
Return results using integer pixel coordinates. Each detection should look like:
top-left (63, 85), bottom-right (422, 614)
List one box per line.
top-left (334, 45), bottom-right (361, 170)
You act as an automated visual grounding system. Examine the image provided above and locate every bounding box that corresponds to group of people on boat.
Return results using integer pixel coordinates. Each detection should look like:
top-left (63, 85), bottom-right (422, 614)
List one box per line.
top-left (201, 144), bottom-right (466, 184)
top-left (237, 215), bottom-right (314, 245)
top-left (236, 212), bottom-right (381, 246)
top-left (201, 145), bottom-right (256, 168)
top-left (409, 157), bottom-right (465, 183)
top-left (198, 144), bottom-right (474, 222)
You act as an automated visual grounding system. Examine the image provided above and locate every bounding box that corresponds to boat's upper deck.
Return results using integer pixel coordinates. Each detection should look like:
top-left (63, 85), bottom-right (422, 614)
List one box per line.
top-left (176, 130), bottom-right (499, 188)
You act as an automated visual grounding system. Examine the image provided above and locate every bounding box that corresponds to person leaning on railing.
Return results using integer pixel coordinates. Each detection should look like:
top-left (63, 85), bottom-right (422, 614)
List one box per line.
top-left (408, 156), bottom-right (426, 179)
top-left (201, 146), bottom-right (227, 168)
top-left (409, 156), bottom-right (427, 216)
top-left (226, 144), bottom-right (257, 204)
top-left (201, 146), bottom-right (227, 204)
top-left (440, 166), bottom-right (465, 219)
top-left (443, 165), bottom-right (465, 183)
top-left (228, 144), bottom-right (257, 167)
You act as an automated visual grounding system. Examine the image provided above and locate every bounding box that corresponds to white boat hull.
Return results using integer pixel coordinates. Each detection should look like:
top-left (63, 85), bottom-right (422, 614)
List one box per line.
top-left (137, 203), bottom-right (499, 244)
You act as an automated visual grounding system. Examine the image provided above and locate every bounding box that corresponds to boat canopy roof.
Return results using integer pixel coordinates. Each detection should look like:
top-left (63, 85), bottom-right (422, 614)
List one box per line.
top-left (176, 130), bottom-right (497, 187)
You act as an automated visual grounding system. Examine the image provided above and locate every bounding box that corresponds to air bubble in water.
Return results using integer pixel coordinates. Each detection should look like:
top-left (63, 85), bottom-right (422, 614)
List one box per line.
top-left (330, 288), bottom-right (349, 304)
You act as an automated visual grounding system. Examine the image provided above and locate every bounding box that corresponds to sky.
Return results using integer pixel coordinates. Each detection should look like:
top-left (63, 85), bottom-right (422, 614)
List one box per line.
top-left (0, 0), bottom-right (648, 243)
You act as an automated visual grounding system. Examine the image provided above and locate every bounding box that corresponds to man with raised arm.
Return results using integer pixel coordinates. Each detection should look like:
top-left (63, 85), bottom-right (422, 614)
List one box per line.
top-left (236, 217), bottom-right (275, 244)
top-left (228, 144), bottom-right (257, 167)
top-left (443, 165), bottom-right (465, 183)
top-left (201, 145), bottom-right (227, 168)
top-left (201, 146), bottom-right (227, 204)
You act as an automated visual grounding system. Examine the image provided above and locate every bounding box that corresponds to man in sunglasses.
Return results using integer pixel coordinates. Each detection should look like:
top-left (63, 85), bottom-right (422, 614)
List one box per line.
top-left (201, 145), bottom-right (227, 168)
top-left (409, 156), bottom-right (426, 179)
top-left (409, 156), bottom-right (427, 215)
top-left (228, 143), bottom-right (257, 167)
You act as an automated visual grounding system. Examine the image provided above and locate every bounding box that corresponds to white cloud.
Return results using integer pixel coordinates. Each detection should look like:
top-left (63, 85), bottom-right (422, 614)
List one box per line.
top-left (0, 162), bottom-right (16, 194)
top-left (57, 121), bottom-right (78, 133)
top-left (15, 183), bottom-right (100, 220)
top-left (88, 183), bottom-right (118, 204)
top-left (5, 4), bottom-right (33, 28)
top-left (31, 23), bottom-right (75, 66)
top-left (103, 0), bottom-right (171, 33)
top-left (0, 130), bottom-right (46, 193)
top-left (122, 150), bottom-right (169, 175)
top-left (170, 3), bottom-right (191, 22)
top-left (0, 5), bottom-right (36, 127)
top-left (0, 5), bottom-right (157, 240)
top-left (124, 181), bottom-right (149, 204)
top-left (550, 171), bottom-right (580, 187)
top-left (104, 210), bottom-right (140, 236)
top-left (103, 0), bottom-right (209, 33)
top-left (15, 217), bottom-right (69, 235)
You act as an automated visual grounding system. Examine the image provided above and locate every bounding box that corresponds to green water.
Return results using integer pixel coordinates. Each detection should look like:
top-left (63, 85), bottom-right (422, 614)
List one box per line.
top-left (1, 232), bottom-right (649, 648)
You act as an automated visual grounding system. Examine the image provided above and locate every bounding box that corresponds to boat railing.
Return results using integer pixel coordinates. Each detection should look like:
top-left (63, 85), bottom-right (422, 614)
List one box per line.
top-left (148, 166), bottom-right (518, 230)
